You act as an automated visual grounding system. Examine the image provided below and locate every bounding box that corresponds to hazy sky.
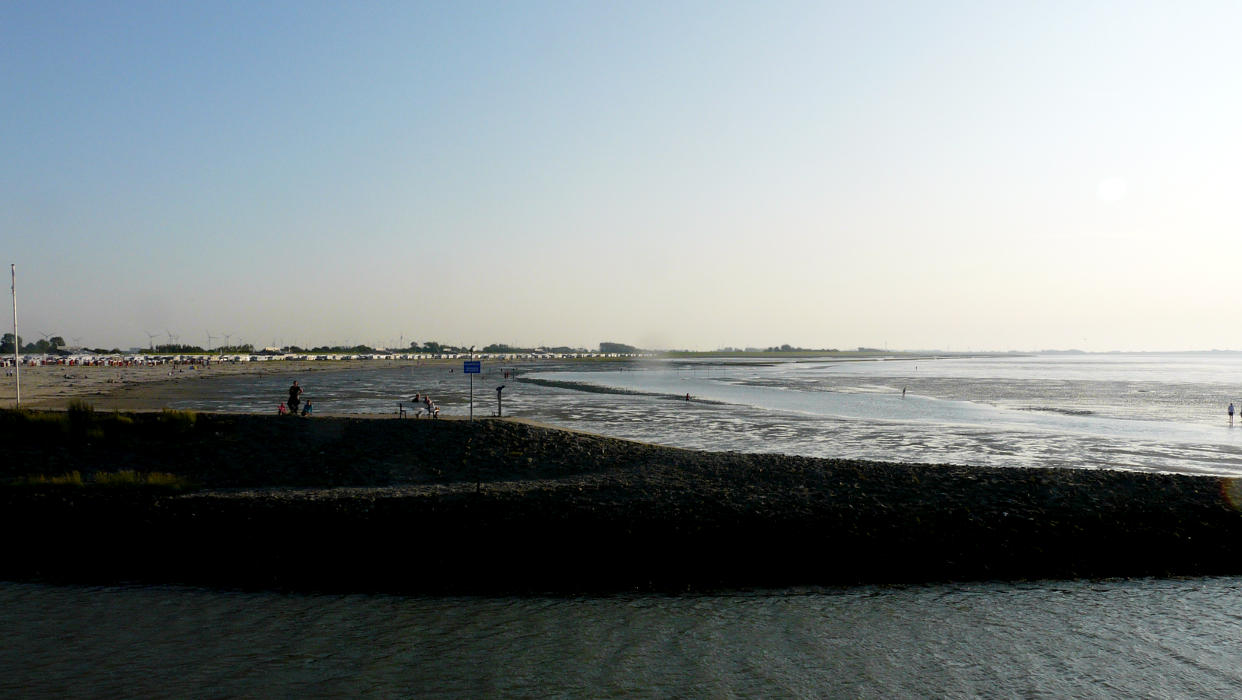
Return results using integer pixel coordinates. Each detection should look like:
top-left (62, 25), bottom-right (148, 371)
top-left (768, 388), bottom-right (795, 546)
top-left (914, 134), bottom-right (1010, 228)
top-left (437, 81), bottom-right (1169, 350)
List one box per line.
top-left (4, 1), bottom-right (1241, 351)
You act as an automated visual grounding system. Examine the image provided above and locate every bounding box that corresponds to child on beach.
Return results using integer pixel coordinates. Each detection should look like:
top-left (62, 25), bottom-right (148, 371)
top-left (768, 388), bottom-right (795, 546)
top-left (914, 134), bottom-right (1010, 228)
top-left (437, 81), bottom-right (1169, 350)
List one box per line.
top-left (301, 400), bottom-right (313, 416)
top-left (277, 402), bottom-right (288, 415)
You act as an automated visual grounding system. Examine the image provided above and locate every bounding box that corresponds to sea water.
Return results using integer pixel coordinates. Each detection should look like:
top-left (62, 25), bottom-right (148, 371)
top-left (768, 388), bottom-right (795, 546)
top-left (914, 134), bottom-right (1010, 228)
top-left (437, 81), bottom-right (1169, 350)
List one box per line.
top-left (14, 353), bottom-right (1242, 696)
top-left (6, 578), bottom-right (1242, 697)
top-left (521, 352), bottom-right (1242, 476)
top-left (172, 352), bottom-right (1242, 476)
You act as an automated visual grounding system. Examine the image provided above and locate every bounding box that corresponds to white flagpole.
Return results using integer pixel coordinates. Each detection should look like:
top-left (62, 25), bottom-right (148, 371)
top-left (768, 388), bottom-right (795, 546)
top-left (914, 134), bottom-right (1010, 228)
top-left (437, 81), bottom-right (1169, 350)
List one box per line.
top-left (11, 264), bottom-right (19, 407)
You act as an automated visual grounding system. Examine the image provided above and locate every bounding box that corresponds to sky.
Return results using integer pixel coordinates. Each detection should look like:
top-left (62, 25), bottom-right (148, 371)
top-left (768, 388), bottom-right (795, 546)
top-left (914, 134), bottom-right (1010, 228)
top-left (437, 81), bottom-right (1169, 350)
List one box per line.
top-left (4, 1), bottom-right (1242, 352)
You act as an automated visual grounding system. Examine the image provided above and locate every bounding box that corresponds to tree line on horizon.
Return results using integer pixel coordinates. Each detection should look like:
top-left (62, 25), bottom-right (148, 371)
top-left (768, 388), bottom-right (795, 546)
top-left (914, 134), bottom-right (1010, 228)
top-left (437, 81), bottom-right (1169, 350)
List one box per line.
top-left (2, 333), bottom-right (69, 355)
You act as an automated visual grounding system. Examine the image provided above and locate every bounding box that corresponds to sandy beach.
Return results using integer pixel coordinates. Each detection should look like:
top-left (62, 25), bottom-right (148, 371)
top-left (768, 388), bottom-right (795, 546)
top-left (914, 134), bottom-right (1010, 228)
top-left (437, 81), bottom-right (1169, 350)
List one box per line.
top-left (4, 359), bottom-right (434, 411)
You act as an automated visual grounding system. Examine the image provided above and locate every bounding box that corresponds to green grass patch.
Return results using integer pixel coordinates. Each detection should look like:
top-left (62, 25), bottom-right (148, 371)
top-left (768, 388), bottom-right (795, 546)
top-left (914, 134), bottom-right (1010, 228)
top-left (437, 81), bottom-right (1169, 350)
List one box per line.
top-left (157, 409), bottom-right (197, 431)
top-left (0, 407), bottom-right (70, 429)
top-left (13, 469), bottom-right (195, 490)
top-left (93, 469), bottom-right (186, 487)
top-left (20, 470), bottom-right (85, 486)
top-left (0, 407), bottom-right (200, 442)
top-left (66, 398), bottom-right (95, 420)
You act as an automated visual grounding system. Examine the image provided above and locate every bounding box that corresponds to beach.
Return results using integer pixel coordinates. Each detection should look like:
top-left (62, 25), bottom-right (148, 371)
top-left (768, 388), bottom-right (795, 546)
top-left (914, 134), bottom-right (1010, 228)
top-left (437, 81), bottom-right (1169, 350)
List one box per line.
top-left (4, 358), bottom-right (435, 411)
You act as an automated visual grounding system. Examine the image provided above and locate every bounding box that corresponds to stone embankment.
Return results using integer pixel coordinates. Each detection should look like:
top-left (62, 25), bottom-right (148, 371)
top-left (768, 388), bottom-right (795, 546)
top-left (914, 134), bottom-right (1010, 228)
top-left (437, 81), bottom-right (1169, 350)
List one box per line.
top-left (3, 411), bottom-right (1242, 593)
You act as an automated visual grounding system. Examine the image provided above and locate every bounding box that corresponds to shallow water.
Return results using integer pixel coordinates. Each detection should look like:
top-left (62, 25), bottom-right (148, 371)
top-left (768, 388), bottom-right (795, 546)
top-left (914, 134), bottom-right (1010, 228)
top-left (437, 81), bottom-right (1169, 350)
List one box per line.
top-left (6, 577), bottom-right (1242, 697)
top-left (169, 353), bottom-right (1242, 476)
top-left (525, 354), bottom-right (1242, 476)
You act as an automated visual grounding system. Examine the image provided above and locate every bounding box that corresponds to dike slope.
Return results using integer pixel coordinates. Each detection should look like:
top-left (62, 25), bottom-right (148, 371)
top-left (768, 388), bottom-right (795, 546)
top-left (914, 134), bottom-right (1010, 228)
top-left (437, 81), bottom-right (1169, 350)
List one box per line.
top-left (4, 411), bottom-right (1242, 593)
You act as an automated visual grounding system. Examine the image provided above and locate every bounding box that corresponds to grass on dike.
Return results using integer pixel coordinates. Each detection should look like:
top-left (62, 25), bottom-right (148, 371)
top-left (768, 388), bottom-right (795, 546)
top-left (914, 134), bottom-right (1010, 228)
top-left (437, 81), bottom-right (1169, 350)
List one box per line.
top-left (16, 469), bottom-right (194, 489)
top-left (2, 400), bottom-right (198, 490)
top-left (2, 399), bottom-right (198, 432)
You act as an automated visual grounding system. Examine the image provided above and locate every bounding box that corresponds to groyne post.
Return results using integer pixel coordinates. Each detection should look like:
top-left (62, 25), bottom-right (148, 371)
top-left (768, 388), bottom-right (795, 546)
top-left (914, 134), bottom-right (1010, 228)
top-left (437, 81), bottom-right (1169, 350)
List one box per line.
top-left (10, 264), bottom-right (18, 408)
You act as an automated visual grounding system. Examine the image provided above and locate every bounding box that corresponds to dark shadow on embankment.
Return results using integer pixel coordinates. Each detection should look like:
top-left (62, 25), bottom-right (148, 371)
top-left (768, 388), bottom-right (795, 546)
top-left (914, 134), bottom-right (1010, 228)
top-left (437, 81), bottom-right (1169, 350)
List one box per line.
top-left (4, 409), bottom-right (1242, 593)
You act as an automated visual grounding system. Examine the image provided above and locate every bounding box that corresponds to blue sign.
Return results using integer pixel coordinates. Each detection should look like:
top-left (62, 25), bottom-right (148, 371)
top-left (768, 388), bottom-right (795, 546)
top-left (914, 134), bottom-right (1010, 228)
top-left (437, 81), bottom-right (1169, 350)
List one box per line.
top-left (463, 361), bottom-right (481, 374)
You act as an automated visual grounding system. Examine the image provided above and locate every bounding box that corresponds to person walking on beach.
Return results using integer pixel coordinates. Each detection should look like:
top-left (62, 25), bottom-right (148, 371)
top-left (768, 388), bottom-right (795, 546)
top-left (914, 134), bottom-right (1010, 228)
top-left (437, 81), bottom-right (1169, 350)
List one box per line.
top-left (287, 380), bottom-right (303, 415)
top-left (1230, 402), bottom-right (1235, 425)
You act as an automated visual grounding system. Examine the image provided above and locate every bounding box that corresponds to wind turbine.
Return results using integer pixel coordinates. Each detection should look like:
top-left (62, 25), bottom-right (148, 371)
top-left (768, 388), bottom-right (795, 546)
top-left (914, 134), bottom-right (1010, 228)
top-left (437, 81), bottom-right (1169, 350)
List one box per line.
top-left (144, 331), bottom-right (158, 351)
top-left (165, 329), bottom-right (178, 347)
top-left (206, 330), bottom-right (216, 352)
top-left (38, 331), bottom-right (57, 353)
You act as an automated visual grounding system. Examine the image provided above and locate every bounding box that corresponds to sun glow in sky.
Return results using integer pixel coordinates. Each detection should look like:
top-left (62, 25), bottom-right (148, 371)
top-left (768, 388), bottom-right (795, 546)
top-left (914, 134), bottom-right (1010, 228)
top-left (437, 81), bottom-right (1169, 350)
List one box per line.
top-left (4, 1), bottom-right (1241, 351)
